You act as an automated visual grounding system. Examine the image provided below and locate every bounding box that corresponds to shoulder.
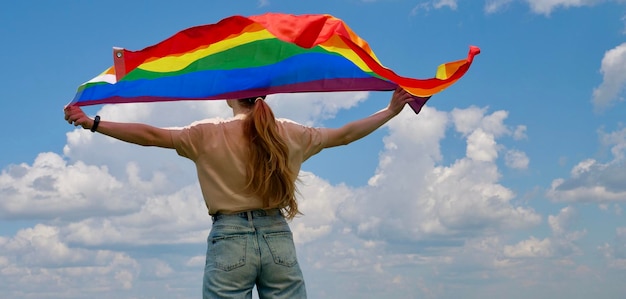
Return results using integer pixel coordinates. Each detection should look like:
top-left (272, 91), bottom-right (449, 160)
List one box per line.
top-left (174, 116), bottom-right (243, 134)
top-left (188, 116), bottom-right (239, 127)
top-left (276, 118), bottom-right (328, 147)
top-left (276, 118), bottom-right (311, 135)
top-left (275, 118), bottom-right (313, 129)
top-left (172, 116), bottom-right (238, 141)
top-left (276, 117), bottom-right (298, 125)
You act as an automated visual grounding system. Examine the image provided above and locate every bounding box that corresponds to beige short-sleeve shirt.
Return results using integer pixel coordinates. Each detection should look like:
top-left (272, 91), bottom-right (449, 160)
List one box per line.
top-left (171, 114), bottom-right (327, 215)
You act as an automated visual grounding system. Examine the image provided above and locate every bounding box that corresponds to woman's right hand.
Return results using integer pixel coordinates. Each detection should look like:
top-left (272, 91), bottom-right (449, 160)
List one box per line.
top-left (64, 105), bottom-right (94, 130)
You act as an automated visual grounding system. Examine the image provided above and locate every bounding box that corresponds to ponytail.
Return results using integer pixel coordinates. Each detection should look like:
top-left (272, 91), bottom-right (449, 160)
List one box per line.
top-left (241, 97), bottom-right (300, 220)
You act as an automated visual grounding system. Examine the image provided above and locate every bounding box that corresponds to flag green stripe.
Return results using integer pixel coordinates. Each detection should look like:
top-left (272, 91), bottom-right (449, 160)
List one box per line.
top-left (122, 39), bottom-right (340, 81)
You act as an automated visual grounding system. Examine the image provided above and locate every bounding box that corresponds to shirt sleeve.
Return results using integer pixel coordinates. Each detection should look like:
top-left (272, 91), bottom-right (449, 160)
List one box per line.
top-left (300, 125), bottom-right (327, 161)
top-left (171, 124), bottom-right (202, 161)
top-left (279, 119), bottom-right (328, 162)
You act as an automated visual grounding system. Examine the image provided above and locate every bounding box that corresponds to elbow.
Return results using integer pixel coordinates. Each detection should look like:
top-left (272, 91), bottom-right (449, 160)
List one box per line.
top-left (142, 136), bottom-right (165, 147)
top-left (324, 134), bottom-right (352, 148)
top-left (337, 133), bottom-right (357, 146)
top-left (339, 137), bottom-right (353, 146)
top-left (134, 139), bottom-right (152, 147)
top-left (136, 134), bottom-right (159, 147)
top-left (142, 129), bottom-right (173, 148)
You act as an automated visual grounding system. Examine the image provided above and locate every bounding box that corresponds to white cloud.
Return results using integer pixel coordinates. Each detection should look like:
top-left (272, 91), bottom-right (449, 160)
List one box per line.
top-left (467, 129), bottom-right (499, 162)
top-left (504, 236), bottom-right (553, 257)
top-left (337, 106), bottom-right (539, 245)
top-left (411, 2), bottom-right (432, 15)
top-left (593, 43), bottom-right (626, 111)
top-left (548, 206), bottom-right (574, 235)
top-left (504, 206), bottom-right (585, 258)
top-left (62, 184), bottom-right (209, 247)
top-left (485, 0), bottom-right (514, 13)
top-left (268, 91), bottom-right (368, 126)
top-left (0, 224), bottom-right (139, 298)
top-left (546, 207), bottom-right (587, 257)
top-left (451, 107), bottom-right (510, 137)
top-left (547, 161), bottom-right (626, 202)
top-left (149, 260), bottom-right (174, 278)
top-left (547, 127), bottom-right (626, 203)
top-left (434, 0), bottom-right (458, 9)
top-left (411, 0), bottom-right (618, 16)
top-left (291, 171), bottom-right (354, 244)
top-left (524, 0), bottom-right (603, 15)
top-left (0, 153), bottom-right (140, 219)
top-left (450, 107), bottom-right (529, 167)
top-left (411, 0), bottom-right (458, 15)
top-left (4, 225), bottom-right (88, 267)
top-left (185, 255), bottom-right (205, 267)
top-left (482, 0), bottom-right (626, 16)
top-left (451, 106), bottom-right (487, 135)
top-left (601, 127), bottom-right (626, 161)
top-left (505, 149), bottom-right (530, 169)
top-left (513, 125), bottom-right (528, 140)
top-left (598, 227), bottom-right (626, 268)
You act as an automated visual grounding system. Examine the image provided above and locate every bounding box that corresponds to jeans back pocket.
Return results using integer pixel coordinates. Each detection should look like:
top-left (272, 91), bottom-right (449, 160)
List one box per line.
top-left (210, 234), bottom-right (247, 271)
top-left (263, 232), bottom-right (298, 267)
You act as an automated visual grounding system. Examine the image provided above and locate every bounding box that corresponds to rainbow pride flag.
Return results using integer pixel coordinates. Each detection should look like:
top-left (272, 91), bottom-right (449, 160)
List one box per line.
top-left (69, 13), bottom-right (480, 113)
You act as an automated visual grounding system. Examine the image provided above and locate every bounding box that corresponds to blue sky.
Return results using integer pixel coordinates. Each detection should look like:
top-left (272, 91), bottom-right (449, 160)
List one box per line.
top-left (1, 0), bottom-right (626, 298)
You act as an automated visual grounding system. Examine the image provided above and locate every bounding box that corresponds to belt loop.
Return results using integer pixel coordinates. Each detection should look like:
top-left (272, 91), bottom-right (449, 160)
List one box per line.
top-left (246, 211), bottom-right (253, 227)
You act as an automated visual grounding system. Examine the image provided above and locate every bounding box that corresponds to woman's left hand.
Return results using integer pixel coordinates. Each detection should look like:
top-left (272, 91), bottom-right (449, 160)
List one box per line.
top-left (388, 87), bottom-right (414, 115)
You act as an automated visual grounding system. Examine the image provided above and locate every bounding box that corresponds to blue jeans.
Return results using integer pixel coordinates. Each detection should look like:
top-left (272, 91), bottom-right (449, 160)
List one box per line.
top-left (203, 209), bottom-right (307, 299)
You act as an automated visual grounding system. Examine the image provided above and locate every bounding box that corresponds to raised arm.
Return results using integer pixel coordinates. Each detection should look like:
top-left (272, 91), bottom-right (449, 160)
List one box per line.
top-left (64, 105), bottom-right (176, 149)
top-left (322, 87), bottom-right (414, 148)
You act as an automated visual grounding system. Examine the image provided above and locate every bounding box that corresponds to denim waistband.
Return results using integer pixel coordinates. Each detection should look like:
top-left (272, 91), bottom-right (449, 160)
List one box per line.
top-left (211, 208), bottom-right (282, 222)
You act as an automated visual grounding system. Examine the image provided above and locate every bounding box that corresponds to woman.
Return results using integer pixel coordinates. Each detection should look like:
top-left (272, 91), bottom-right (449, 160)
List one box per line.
top-left (64, 88), bottom-right (414, 299)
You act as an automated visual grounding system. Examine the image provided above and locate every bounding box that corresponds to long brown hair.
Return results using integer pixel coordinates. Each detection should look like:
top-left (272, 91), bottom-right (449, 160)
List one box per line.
top-left (239, 96), bottom-right (300, 219)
